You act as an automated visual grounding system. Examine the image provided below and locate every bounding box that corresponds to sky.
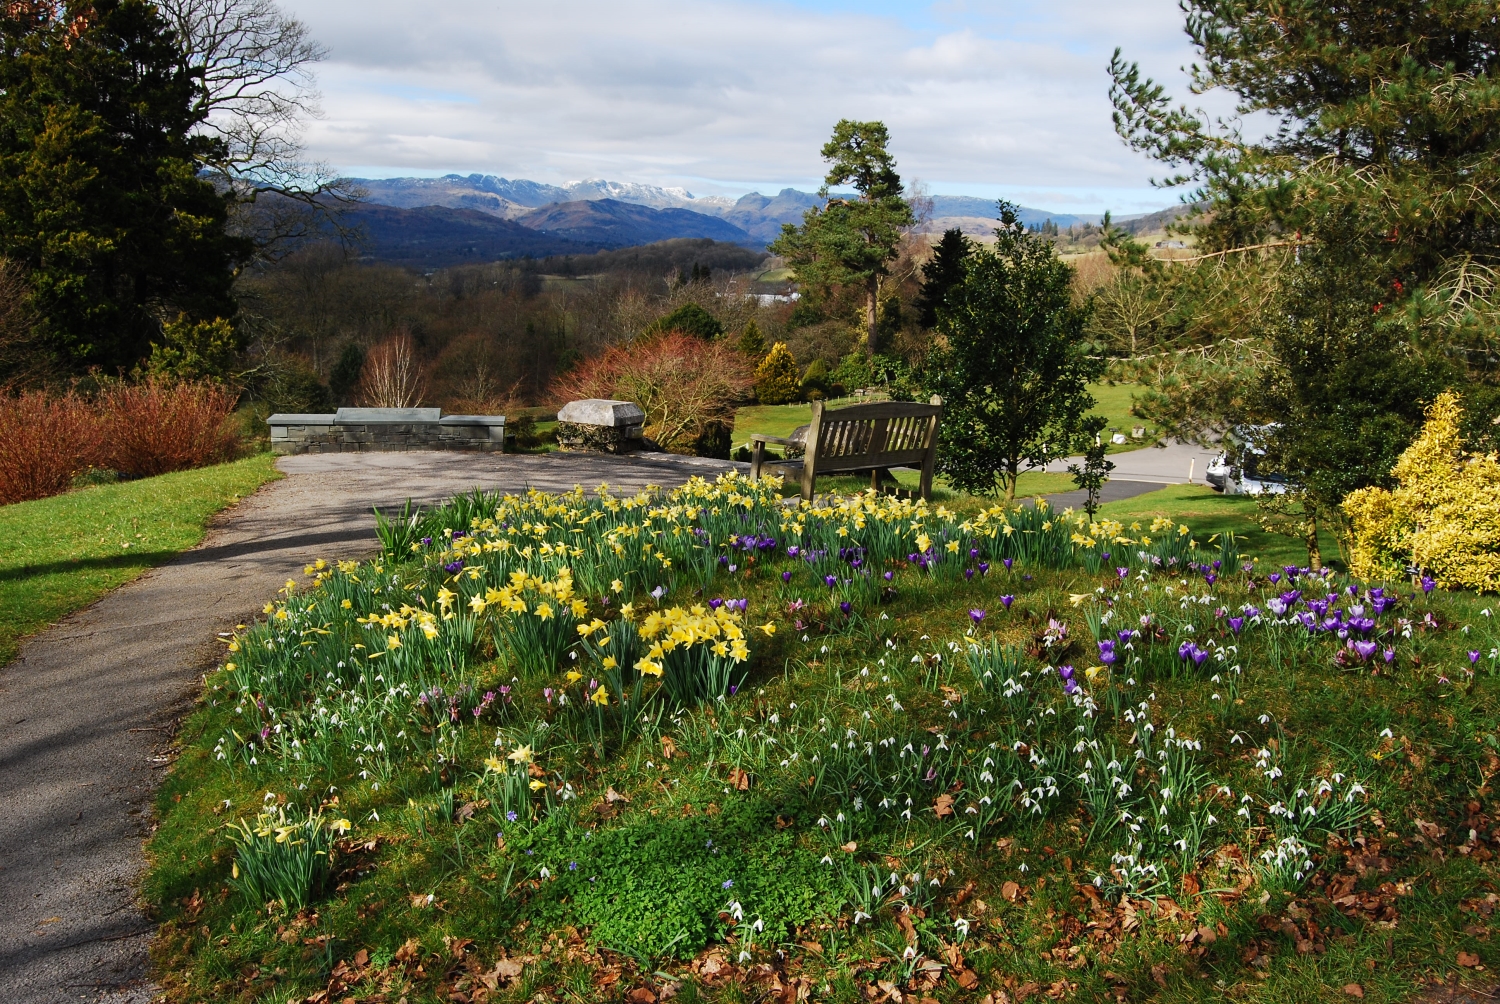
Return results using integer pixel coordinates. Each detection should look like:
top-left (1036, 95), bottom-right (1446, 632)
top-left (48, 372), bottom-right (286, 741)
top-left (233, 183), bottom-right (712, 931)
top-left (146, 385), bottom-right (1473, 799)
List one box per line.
top-left (279, 0), bottom-right (1240, 216)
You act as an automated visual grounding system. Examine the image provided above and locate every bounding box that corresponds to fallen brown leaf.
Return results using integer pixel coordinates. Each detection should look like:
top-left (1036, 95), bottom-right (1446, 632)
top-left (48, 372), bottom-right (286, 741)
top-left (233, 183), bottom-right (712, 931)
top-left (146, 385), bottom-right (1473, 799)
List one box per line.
top-left (933, 793), bottom-right (954, 818)
top-left (605, 786), bottom-right (631, 803)
top-left (1457, 951), bottom-right (1481, 967)
top-left (1342, 984), bottom-right (1364, 998)
top-left (841, 841), bottom-right (858, 853)
top-left (728, 767), bottom-right (751, 790)
top-left (1001, 880), bottom-right (1021, 902)
top-left (956, 969), bottom-right (980, 989)
top-left (660, 735), bottom-right (679, 759)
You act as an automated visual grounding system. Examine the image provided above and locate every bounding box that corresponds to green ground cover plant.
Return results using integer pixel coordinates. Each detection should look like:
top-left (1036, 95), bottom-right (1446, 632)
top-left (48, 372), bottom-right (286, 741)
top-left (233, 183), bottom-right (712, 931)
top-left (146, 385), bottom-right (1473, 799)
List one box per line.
top-left (147, 474), bottom-right (1498, 1003)
top-left (0, 453), bottom-right (280, 665)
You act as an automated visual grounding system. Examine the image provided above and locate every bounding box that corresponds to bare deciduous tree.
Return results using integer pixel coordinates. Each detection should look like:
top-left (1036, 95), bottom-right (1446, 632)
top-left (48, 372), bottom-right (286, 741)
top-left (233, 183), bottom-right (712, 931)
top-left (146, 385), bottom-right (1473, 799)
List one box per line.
top-left (157, 0), bottom-right (361, 260)
top-left (359, 333), bottom-right (426, 408)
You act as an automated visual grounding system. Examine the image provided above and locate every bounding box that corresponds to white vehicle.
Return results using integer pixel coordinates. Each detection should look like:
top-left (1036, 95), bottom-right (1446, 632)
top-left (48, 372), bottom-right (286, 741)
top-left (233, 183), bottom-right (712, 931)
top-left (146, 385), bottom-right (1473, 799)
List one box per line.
top-left (1205, 426), bottom-right (1287, 496)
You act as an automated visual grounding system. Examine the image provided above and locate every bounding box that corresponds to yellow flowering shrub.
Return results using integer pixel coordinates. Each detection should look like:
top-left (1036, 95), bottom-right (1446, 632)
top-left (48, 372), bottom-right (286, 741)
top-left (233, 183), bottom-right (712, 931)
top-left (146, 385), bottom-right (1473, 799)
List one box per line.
top-left (1343, 391), bottom-right (1500, 591)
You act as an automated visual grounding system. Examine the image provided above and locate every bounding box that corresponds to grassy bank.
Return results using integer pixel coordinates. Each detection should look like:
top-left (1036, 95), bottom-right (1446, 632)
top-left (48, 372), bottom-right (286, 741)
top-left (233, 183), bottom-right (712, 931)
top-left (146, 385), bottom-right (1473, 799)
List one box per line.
top-left (0, 454), bottom-right (281, 665)
top-left (147, 474), bottom-right (1496, 1004)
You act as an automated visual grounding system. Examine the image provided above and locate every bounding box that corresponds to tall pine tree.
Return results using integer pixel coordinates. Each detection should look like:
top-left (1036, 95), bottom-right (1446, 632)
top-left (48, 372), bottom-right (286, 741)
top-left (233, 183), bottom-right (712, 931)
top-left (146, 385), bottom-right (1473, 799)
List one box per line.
top-left (769, 121), bottom-right (913, 354)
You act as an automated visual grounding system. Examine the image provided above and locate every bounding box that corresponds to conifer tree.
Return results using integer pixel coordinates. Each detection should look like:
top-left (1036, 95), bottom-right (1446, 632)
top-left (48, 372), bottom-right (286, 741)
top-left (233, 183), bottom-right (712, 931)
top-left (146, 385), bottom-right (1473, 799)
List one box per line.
top-left (915, 228), bottom-right (970, 328)
top-left (0, 0), bottom-right (250, 372)
top-left (769, 121), bottom-right (913, 354)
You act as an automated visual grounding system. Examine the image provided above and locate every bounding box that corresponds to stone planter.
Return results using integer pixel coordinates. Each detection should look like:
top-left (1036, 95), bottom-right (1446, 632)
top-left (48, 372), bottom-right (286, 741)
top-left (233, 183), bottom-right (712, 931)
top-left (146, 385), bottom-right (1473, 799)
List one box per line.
top-left (555, 399), bottom-right (648, 455)
top-left (267, 407), bottom-right (505, 455)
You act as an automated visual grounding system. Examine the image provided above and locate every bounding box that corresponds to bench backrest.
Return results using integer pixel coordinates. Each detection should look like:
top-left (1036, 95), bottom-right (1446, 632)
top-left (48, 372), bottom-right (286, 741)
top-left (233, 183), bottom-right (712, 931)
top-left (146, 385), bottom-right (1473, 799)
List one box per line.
top-left (805, 398), bottom-right (942, 474)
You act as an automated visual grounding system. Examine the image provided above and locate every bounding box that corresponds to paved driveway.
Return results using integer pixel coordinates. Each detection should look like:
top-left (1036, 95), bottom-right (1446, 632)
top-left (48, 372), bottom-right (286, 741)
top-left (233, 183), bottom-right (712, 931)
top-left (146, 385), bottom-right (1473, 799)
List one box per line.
top-left (0, 451), bottom-right (736, 1004)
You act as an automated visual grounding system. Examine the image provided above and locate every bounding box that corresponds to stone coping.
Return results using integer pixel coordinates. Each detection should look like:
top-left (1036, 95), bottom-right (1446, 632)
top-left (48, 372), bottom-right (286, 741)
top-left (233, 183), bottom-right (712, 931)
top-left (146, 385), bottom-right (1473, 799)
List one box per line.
top-left (267, 411), bottom-right (505, 427)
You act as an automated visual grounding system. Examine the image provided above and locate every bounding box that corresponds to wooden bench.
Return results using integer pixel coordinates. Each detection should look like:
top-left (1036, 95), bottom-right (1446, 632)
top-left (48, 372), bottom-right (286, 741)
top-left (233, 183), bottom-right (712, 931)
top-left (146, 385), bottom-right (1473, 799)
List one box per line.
top-left (749, 397), bottom-right (944, 501)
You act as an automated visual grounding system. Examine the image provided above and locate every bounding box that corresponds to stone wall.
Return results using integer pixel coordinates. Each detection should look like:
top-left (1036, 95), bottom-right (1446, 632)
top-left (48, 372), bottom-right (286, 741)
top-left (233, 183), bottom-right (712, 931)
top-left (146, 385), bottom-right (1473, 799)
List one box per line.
top-left (267, 408), bottom-right (505, 455)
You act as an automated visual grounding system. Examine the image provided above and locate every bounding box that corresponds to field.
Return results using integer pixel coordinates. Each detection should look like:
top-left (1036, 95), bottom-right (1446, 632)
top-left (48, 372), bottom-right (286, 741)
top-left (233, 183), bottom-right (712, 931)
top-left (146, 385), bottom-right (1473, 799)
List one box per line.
top-left (733, 383), bottom-right (1158, 461)
top-left (0, 454), bottom-right (281, 666)
top-left (145, 472), bottom-right (1498, 1004)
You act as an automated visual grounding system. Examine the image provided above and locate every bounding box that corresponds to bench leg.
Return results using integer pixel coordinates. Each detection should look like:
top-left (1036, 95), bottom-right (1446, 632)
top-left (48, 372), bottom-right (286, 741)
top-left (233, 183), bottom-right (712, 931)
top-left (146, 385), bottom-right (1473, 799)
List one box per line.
top-left (751, 441), bottom-right (764, 481)
top-left (919, 455), bottom-right (935, 501)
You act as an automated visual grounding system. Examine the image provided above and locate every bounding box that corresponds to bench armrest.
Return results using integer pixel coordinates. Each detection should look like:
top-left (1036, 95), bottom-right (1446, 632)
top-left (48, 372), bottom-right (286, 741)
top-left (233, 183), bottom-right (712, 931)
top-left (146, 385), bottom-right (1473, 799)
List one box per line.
top-left (750, 433), bottom-right (801, 446)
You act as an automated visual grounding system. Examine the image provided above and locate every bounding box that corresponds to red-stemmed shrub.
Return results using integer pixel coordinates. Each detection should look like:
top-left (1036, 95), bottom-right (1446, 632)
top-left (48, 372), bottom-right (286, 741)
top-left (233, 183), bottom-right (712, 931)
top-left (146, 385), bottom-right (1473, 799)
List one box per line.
top-left (551, 332), bottom-right (752, 452)
top-left (97, 378), bottom-right (241, 478)
top-left (0, 390), bottom-right (102, 504)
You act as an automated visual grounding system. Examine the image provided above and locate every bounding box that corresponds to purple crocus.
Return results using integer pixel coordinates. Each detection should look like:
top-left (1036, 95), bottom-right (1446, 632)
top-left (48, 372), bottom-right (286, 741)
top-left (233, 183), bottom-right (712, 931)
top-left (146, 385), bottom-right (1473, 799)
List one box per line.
top-left (1003, 558), bottom-right (1014, 571)
top-left (1117, 567), bottom-right (1129, 580)
top-left (824, 574), bottom-right (837, 588)
top-left (1421, 575), bottom-right (1436, 594)
top-left (1228, 616), bottom-right (1244, 634)
top-left (999, 595), bottom-right (1014, 609)
top-left (1470, 651), bottom-right (1482, 665)
top-left (444, 560), bottom-right (464, 574)
top-left (1351, 639), bottom-right (1378, 661)
top-left (840, 601), bottom-right (853, 616)
top-left (978, 562), bottom-right (990, 576)
top-left (420, 536), bottom-right (432, 547)
top-left (1268, 573), bottom-right (1281, 585)
top-left (782, 570), bottom-right (793, 583)
top-left (883, 571), bottom-right (894, 581)
top-left (964, 568), bottom-right (975, 581)
top-left (969, 609), bottom-right (986, 624)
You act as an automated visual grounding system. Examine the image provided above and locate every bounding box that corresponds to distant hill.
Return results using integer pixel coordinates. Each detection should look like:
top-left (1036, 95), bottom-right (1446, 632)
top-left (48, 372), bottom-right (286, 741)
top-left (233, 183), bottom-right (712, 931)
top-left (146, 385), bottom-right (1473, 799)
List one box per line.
top-left (719, 189), bottom-right (824, 244)
top-left (345, 204), bottom-right (604, 269)
top-left (351, 174), bottom-right (734, 218)
top-left (347, 173), bottom-right (1187, 254)
top-left (527, 238), bottom-right (768, 278)
top-left (515, 199), bottom-right (754, 248)
top-left (927, 196), bottom-right (1091, 231)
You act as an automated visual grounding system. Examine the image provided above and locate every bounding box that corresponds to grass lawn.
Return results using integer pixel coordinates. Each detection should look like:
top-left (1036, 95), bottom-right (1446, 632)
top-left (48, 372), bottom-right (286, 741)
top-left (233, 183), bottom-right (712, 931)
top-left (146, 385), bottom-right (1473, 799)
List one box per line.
top-left (1095, 484), bottom-right (1343, 571)
top-left (147, 474), bottom-right (1499, 1004)
top-left (0, 454), bottom-right (281, 666)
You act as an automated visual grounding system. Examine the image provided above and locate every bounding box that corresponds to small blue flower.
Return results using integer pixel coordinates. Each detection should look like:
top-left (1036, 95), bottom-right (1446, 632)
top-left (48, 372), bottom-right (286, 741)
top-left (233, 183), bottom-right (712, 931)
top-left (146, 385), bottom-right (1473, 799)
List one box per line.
top-left (722, 879), bottom-right (734, 889)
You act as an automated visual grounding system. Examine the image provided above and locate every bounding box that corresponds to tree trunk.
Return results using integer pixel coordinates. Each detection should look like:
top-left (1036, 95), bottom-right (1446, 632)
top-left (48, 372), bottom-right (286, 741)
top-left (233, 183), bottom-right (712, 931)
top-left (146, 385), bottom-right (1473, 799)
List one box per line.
top-left (1305, 509), bottom-right (1322, 570)
top-left (1004, 461), bottom-right (1017, 503)
top-left (865, 275), bottom-right (879, 355)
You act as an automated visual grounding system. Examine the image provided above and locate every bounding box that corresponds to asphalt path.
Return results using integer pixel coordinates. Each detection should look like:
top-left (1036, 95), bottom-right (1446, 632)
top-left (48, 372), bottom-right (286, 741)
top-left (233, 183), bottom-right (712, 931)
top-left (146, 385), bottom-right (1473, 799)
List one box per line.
top-left (0, 451), bottom-right (736, 1004)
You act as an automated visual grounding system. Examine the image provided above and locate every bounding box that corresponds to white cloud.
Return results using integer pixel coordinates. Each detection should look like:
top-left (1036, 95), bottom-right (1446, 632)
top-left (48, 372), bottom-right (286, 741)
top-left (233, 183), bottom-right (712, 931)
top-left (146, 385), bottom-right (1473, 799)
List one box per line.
top-left (281, 0), bottom-right (1228, 213)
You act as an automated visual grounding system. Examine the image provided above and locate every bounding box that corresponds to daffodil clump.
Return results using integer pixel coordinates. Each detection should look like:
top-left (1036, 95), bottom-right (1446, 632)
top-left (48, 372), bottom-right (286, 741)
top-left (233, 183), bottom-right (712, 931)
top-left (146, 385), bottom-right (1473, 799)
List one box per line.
top-left (483, 568), bottom-right (590, 676)
top-left (225, 804), bottom-right (350, 910)
top-left (635, 602), bottom-right (757, 705)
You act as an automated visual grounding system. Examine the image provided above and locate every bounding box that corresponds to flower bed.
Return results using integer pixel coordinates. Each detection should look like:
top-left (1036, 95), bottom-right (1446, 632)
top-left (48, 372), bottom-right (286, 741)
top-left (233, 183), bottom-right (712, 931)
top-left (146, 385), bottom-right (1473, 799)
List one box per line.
top-left (149, 473), bottom-right (1499, 1003)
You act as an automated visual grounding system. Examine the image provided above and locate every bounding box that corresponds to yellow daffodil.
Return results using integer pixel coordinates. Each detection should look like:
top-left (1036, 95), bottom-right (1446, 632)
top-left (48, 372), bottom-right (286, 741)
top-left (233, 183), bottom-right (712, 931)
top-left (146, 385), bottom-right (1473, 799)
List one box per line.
top-left (484, 756), bottom-right (505, 773)
top-left (535, 602), bottom-right (554, 620)
top-left (528, 779), bottom-right (547, 791)
top-left (758, 622), bottom-right (776, 636)
top-left (611, 579), bottom-right (623, 593)
top-left (602, 656), bottom-right (617, 669)
top-left (469, 595), bottom-right (487, 613)
top-left (508, 744), bottom-right (533, 764)
top-left (590, 685), bottom-right (609, 706)
top-left (330, 818), bottom-right (352, 833)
